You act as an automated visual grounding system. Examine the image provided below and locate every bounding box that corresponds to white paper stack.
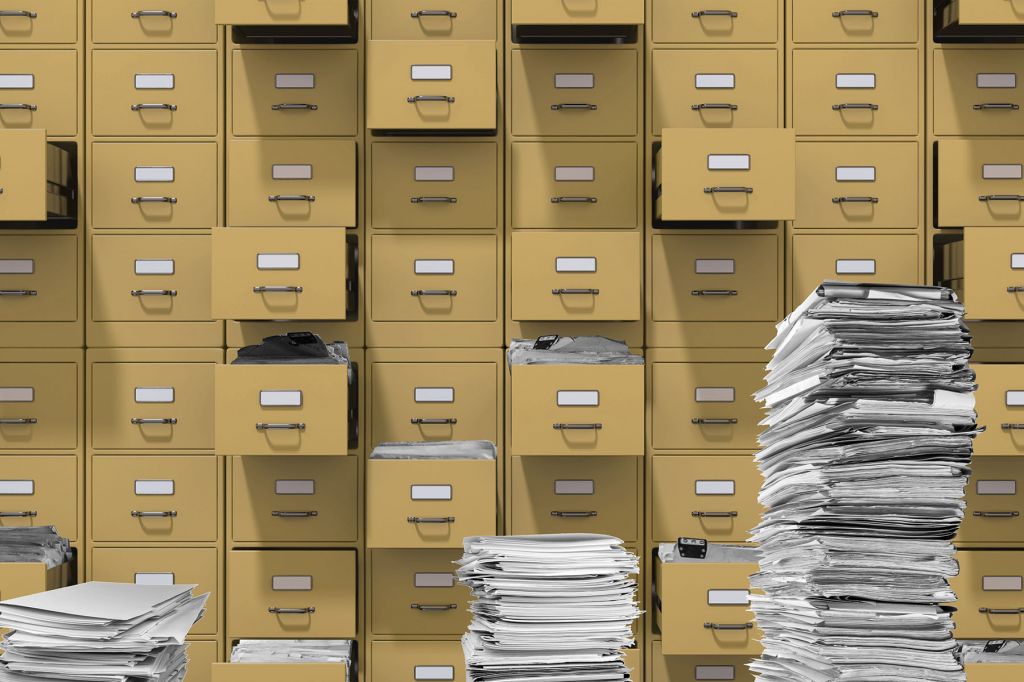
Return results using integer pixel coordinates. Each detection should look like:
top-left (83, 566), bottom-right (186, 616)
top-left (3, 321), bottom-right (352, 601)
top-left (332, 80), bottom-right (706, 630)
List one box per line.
top-left (230, 640), bottom-right (353, 673)
top-left (750, 282), bottom-right (976, 682)
top-left (457, 534), bottom-right (641, 682)
top-left (0, 581), bottom-right (208, 682)
top-left (0, 527), bottom-right (72, 569)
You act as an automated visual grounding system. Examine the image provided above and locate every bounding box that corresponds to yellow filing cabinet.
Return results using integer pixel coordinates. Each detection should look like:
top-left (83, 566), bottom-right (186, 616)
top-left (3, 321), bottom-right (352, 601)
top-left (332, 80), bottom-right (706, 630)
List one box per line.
top-left (0, 235), bottom-right (77, 323)
top-left (652, 456), bottom-right (761, 543)
top-left (934, 49), bottom-right (1024, 137)
top-left (974, 363), bottom-right (1024, 456)
top-left (958, 457), bottom-right (1024, 544)
top-left (651, 641), bottom-right (755, 682)
top-left (211, 663), bottom-right (347, 682)
top-left (0, 456), bottom-right (78, 541)
top-left (963, 227), bottom-right (1024, 320)
top-left (791, 0), bottom-right (919, 44)
top-left (0, 1), bottom-right (78, 44)
top-left (511, 231), bottom-right (642, 322)
top-left (371, 0), bottom-right (496, 40)
top-left (369, 549), bottom-right (471, 635)
top-left (91, 1), bottom-right (218, 44)
top-left (938, 139), bottom-right (1024, 227)
top-left (952, 0), bottom-right (1024, 25)
top-left (511, 0), bottom-right (643, 25)
top-left (0, 50), bottom-right (78, 136)
top-left (652, 0), bottom-right (777, 44)
top-left (215, 0), bottom-right (350, 25)
top-left (0, 562), bottom-right (68, 602)
top-left (370, 640), bottom-right (466, 682)
top-left (966, 663), bottom-right (1024, 681)
top-left (0, 130), bottom-right (50, 222)
top-left (949, 549), bottom-right (1024, 639)
top-left (790, 234), bottom-right (920, 297)
top-left (227, 548), bottom-right (356, 638)
top-left (185, 640), bottom-right (219, 682)
top-left (0, 360), bottom-right (78, 451)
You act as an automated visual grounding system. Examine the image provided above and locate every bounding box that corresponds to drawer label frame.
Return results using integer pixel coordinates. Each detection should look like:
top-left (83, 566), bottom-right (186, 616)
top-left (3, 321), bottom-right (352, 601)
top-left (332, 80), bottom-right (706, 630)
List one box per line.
top-left (134, 73), bottom-right (175, 90)
top-left (707, 588), bottom-right (751, 605)
top-left (977, 73), bottom-right (1017, 89)
top-left (554, 166), bottom-right (595, 182)
top-left (695, 73), bottom-right (736, 90)
top-left (414, 666), bottom-right (455, 681)
top-left (271, 164), bottom-right (313, 181)
top-left (0, 259), bottom-right (35, 275)
top-left (695, 665), bottom-right (737, 681)
top-left (414, 259), bottom-right (456, 275)
top-left (411, 65), bottom-right (452, 81)
top-left (0, 480), bottom-right (34, 495)
top-left (554, 479), bottom-right (596, 495)
top-left (414, 166), bottom-right (455, 182)
top-left (835, 259), bottom-right (876, 275)
top-left (836, 166), bottom-right (877, 182)
top-left (414, 572), bottom-right (456, 588)
top-left (414, 387), bottom-right (455, 403)
top-left (1006, 390), bottom-right (1024, 407)
top-left (135, 259), bottom-right (175, 276)
top-left (835, 73), bottom-right (876, 89)
top-left (0, 387), bottom-right (34, 403)
top-left (260, 390), bottom-right (303, 407)
top-left (257, 253), bottom-right (301, 271)
top-left (272, 575), bottom-right (314, 591)
top-left (411, 484), bottom-right (453, 501)
top-left (982, 164), bottom-right (1023, 180)
top-left (977, 480), bottom-right (1017, 495)
top-left (695, 259), bottom-right (736, 275)
top-left (695, 387), bottom-right (736, 403)
top-left (134, 166), bottom-right (175, 183)
top-left (134, 479), bottom-right (175, 496)
top-left (696, 480), bottom-right (736, 496)
top-left (135, 572), bottom-right (175, 586)
top-left (276, 479), bottom-right (316, 495)
top-left (554, 73), bottom-right (595, 89)
top-left (557, 390), bottom-right (600, 407)
top-left (0, 74), bottom-right (34, 89)
top-left (275, 73), bottom-right (316, 89)
top-left (135, 387), bottom-right (175, 404)
top-left (555, 257), bottom-right (597, 273)
top-left (982, 575), bottom-right (1023, 591)
top-left (1011, 254), bottom-right (1024, 270)
top-left (707, 154), bottom-right (750, 171)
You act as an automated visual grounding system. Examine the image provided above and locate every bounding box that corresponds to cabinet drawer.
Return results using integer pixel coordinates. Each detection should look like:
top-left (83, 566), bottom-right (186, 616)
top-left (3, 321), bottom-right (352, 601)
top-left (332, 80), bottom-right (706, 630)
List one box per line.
top-left (652, 642), bottom-right (754, 682)
top-left (0, 235), bottom-right (77, 323)
top-left (212, 663), bottom-right (344, 682)
top-left (90, 455), bottom-right (218, 542)
top-left (0, 0), bottom-right (77, 43)
top-left (974, 364), bottom-right (1024, 456)
top-left (0, 129), bottom-right (49, 222)
top-left (0, 361), bottom-right (77, 450)
top-left (227, 549), bottom-right (356, 638)
top-left (938, 139), bottom-right (1024, 227)
top-left (215, 0), bottom-right (349, 25)
top-left (653, 456), bottom-right (761, 543)
top-left (371, 142), bottom-right (497, 229)
top-left (955, 0), bottom-right (1024, 25)
top-left (0, 456), bottom-right (77, 541)
top-left (967, 664), bottom-right (1024, 682)
top-left (371, 234), bottom-right (498, 323)
top-left (949, 550), bottom-right (1024, 639)
top-left (91, 50), bottom-right (218, 136)
top-left (232, 49), bottom-right (358, 137)
top-left (91, 142), bottom-right (218, 229)
top-left (370, 641), bottom-right (466, 682)
top-left (511, 49), bottom-right (638, 137)
top-left (512, 0), bottom-right (643, 24)
top-left (795, 141), bottom-right (919, 229)
top-left (367, 40), bottom-right (496, 131)
top-left (92, 234), bottom-right (211, 323)
top-left (185, 641), bottom-right (219, 682)
top-left (90, 547), bottom-right (219, 635)
top-left (372, 0), bottom-right (496, 39)
top-left (0, 50), bottom-right (77, 135)
top-left (958, 457), bottom-right (1024, 543)
top-left (211, 228), bottom-right (349, 321)
top-left (510, 231), bottom-right (641, 322)
top-left (227, 138), bottom-right (355, 227)
top-left (91, 1), bottom-right (218, 43)
top-left (793, 0), bottom-right (919, 43)
top-left (215, 364), bottom-right (349, 456)
top-left (0, 563), bottom-right (67, 602)
top-left (512, 141), bottom-right (638, 229)
top-left (231, 456), bottom-right (358, 543)
top-left (510, 455), bottom-right (638, 541)
top-left (935, 50), bottom-right (1024, 136)
top-left (511, 364), bottom-right (643, 456)
top-left (652, 49), bottom-right (779, 132)
top-left (791, 234), bottom-right (920, 296)
top-left (963, 227), bottom-right (1024, 320)
top-left (652, 0), bottom-right (777, 44)
top-left (369, 549), bottom-right (470, 635)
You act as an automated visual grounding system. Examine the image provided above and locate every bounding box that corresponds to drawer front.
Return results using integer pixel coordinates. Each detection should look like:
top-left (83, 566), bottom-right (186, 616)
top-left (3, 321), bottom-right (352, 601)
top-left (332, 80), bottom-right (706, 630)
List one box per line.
top-left (0, 361), bottom-right (77, 450)
top-left (370, 361), bottom-right (499, 445)
top-left (511, 49), bottom-right (638, 137)
top-left (974, 364), bottom-right (1024, 456)
top-left (91, 1), bottom-right (218, 43)
top-left (0, 0), bottom-right (77, 43)
top-left (231, 455), bottom-right (358, 543)
top-left (793, 0), bottom-right (919, 43)
top-left (958, 457), bottom-right (1024, 543)
top-left (938, 139), bottom-right (1024, 227)
top-left (0, 235), bottom-right (77, 322)
top-left (211, 228), bottom-right (349, 321)
top-left (950, 550), bottom-right (1024, 639)
top-left (367, 40), bottom-right (497, 131)
top-left (91, 142), bottom-right (218, 229)
top-left (512, 0), bottom-right (643, 24)
top-left (211, 663), bottom-right (344, 682)
top-left (92, 234), bottom-right (212, 322)
top-left (795, 141), bottom-right (920, 229)
top-left (652, 0), bottom-right (777, 44)
top-left (510, 231), bottom-right (641, 322)
top-left (369, 549), bottom-right (470, 635)
top-left (958, 0), bottom-right (1024, 25)
top-left (0, 50), bottom-right (77, 135)
top-left (185, 641), bottom-right (218, 682)
top-left (652, 643), bottom-right (755, 682)
top-left (791, 234), bottom-right (920, 296)
top-left (227, 549), bottom-right (356, 638)
top-left (91, 50), bottom-right (218, 136)
top-left (935, 49), bottom-right (1024, 136)
top-left (227, 138), bottom-right (356, 227)
top-left (215, 0), bottom-right (349, 25)
top-left (214, 364), bottom-right (349, 456)
top-left (372, 0), bottom-right (496, 39)
top-left (370, 640), bottom-right (466, 682)
top-left (91, 361), bottom-right (216, 450)
top-left (371, 234), bottom-right (498, 322)
top-left (90, 547), bottom-right (219, 635)
top-left (510, 455), bottom-right (639, 542)
top-left (652, 456), bottom-right (761, 543)
top-left (792, 49), bottom-right (918, 136)
top-left (512, 141), bottom-right (638, 229)
top-left (0, 129), bottom-right (46, 221)
top-left (652, 49), bottom-right (779, 132)
top-left (232, 49), bottom-right (358, 137)
top-left (0, 456), bottom-right (77, 541)
top-left (964, 227), bottom-right (1024, 320)
top-left (366, 459), bottom-right (497, 548)
top-left (652, 233), bottom-right (779, 323)
top-left (90, 455), bottom-right (218, 542)
top-left (967, 664), bottom-right (1024, 682)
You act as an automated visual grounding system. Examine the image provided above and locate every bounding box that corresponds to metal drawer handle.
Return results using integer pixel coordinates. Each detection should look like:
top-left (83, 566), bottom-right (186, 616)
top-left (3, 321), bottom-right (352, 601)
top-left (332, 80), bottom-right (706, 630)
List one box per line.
top-left (0, 418), bottom-right (36, 425)
top-left (979, 607), bottom-right (1024, 615)
top-left (408, 516), bottom-right (455, 524)
top-left (692, 10), bottom-right (738, 17)
top-left (1003, 423), bottom-right (1024, 430)
top-left (692, 511), bottom-right (739, 518)
top-left (980, 195), bottom-right (1024, 202)
top-left (0, 290), bottom-right (37, 296)
top-left (411, 196), bottom-right (458, 203)
top-left (704, 186), bottom-right (753, 194)
top-left (833, 103), bottom-right (878, 111)
top-left (0, 103), bottom-right (37, 111)
top-left (269, 194), bottom-right (316, 202)
top-left (1008, 287), bottom-right (1024, 293)
top-left (0, 511), bottom-right (37, 518)
top-left (132, 10), bottom-right (178, 18)
top-left (833, 196), bottom-right (879, 204)
top-left (131, 417), bottom-right (178, 425)
top-left (552, 288), bottom-right (600, 295)
top-left (704, 622), bottom-right (753, 630)
top-left (551, 511), bottom-right (598, 518)
top-left (692, 103), bottom-right (738, 111)
top-left (833, 9), bottom-right (879, 17)
top-left (691, 289), bottom-right (737, 296)
top-left (973, 511), bottom-right (1020, 518)
top-left (132, 103), bottom-right (177, 111)
top-left (693, 418), bottom-right (738, 425)
top-left (408, 95), bottom-right (455, 103)
top-left (551, 196), bottom-right (598, 203)
top-left (974, 103), bottom-right (1020, 110)
top-left (411, 9), bottom-right (457, 17)
top-left (0, 10), bottom-right (37, 17)
top-left (132, 196), bottom-right (177, 204)
top-left (411, 603), bottom-right (458, 611)
top-left (269, 607), bottom-right (315, 614)
top-left (131, 289), bottom-right (177, 297)
top-left (411, 289), bottom-right (457, 297)
top-left (271, 510), bottom-right (319, 518)
top-left (131, 510), bottom-right (177, 518)
top-left (551, 103), bottom-right (598, 111)
top-left (253, 285), bottom-right (303, 294)
top-left (411, 418), bottom-right (458, 425)
top-left (256, 422), bottom-right (306, 431)
top-left (553, 423), bottom-right (602, 431)
top-left (272, 103), bottom-right (319, 110)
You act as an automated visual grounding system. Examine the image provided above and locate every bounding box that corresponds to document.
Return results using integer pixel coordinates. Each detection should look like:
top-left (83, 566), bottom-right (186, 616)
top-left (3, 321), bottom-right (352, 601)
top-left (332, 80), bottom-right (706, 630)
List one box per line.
top-left (0, 527), bottom-right (72, 569)
top-left (231, 640), bottom-right (353, 672)
top-left (507, 337), bottom-right (643, 367)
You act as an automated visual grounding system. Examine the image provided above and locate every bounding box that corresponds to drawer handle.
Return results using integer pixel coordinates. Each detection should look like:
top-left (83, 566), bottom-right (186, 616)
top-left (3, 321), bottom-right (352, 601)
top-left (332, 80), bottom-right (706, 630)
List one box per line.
top-left (272, 510), bottom-right (319, 518)
top-left (408, 95), bottom-right (455, 103)
top-left (692, 103), bottom-right (738, 111)
top-left (552, 288), bottom-right (600, 295)
top-left (0, 103), bottom-right (37, 111)
top-left (1008, 287), bottom-right (1024, 293)
top-left (551, 511), bottom-right (598, 518)
top-left (132, 196), bottom-right (178, 204)
top-left (268, 194), bottom-right (316, 202)
top-left (553, 423), bottom-right (603, 430)
top-left (551, 103), bottom-right (598, 111)
top-left (272, 103), bottom-right (319, 111)
top-left (832, 103), bottom-right (878, 111)
top-left (411, 9), bottom-right (458, 17)
top-left (691, 289), bottom-right (738, 297)
top-left (1001, 423), bottom-right (1024, 430)
top-left (253, 285), bottom-right (304, 294)
top-left (0, 418), bottom-right (36, 425)
top-left (692, 9), bottom-right (738, 18)
top-left (411, 289), bottom-right (458, 297)
top-left (411, 418), bottom-right (458, 425)
top-left (410, 603), bottom-right (458, 611)
top-left (704, 622), bottom-right (753, 630)
top-left (692, 418), bottom-right (738, 425)
top-left (974, 103), bottom-right (1021, 111)
top-left (256, 422), bottom-right (306, 431)
top-left (268, 607), bottom-right (316, 614)
top-left (411, 196), bottom-right (458, 203)
top-left (408, 516), bottom-right (456, 524)
top-left (979, 607), bottom-right (1024, 615)
top-left (551, 196), bottom-right (598, 203)
top-left (692, 510), bottom-right (739, 518)
top-left (132, 9), bottom-right (178, 18)
top-left (832, 9), bottom-right (879, 17)
top-left (0, 10), bottom-right (37, 17)
top-left (973, 511), bottom-right (1020, 518)
top-left (131, 417), bottom-right (178, 425)
top-left (704, 186), bottom-right (753, 194)
top-left (132, 103), bottom-right (177, 111)
top-left (980, 195), bottom-right (1024, 203)
top-left (832, 196), bottom-right (879, 204)
top-left (0, 511), bottom-right (37, 518)
top-left (131, 510), bottom-right (177, 518)
top-left (0, 290), bottom-right (38, 297)
top-left (131, 289), bottom-right (177, 297)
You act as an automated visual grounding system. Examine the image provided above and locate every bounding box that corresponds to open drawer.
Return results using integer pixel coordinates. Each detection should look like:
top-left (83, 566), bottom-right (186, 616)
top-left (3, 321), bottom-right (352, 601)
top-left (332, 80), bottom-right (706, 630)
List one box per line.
top-left (0, 561), bottom-right (69, 601)
top-left (0, 131), bottom-right (75, 226)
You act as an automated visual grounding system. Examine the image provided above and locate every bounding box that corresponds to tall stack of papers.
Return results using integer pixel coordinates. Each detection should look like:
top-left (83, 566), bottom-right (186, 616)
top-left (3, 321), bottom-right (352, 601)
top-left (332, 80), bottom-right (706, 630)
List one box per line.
top-left (457, 534), bottom-right (641, 681)
top-left (750, 282), bottom-right (976, 682)
top-left (231, 639), bottom-right (353, 672)
top-left (0, 527), bottom-right (71, 568)
top-left (0, 581), bottom-right (208, 682)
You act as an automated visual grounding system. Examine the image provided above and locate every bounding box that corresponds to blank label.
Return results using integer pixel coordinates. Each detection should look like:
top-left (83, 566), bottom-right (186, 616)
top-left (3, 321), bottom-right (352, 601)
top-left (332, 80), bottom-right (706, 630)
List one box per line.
top-left (836, 166), bottom-right (876, 182)
top-left (414, 166), bottom-right (455, 182)
top-left (835, 73), bottom-right (876, 89)
top-left (135, 572), bottom-right (174, 586)
top-left (0, 481), bottom-right (33, 495)
top-left (695, 73), bottom-right (735, 89)
top-left (0, 388), bottom-right (33, 403)
top-left (555, 480), bottom-right (595, 495)
top-left (0, 74), bottom-right (33, 89)
top-left (260, 390), bottom-right (302, 407)
top-left (695, 387), bottom-right (735, 403)
top-left (135, 166), bottom-right (174, 183)
top-left (135, 259), bottom-right (174, 275)
top-left (554, 166), bottom-right (595, 182)
top-left (836, 259), bottom-right (876, 275)
top-left (556, 257), bottom-right (597, 273)
top-left (272, 164), bottom-right (312, 180)
top-left (135, 74), bottom-right (174, 90)
top-left (557, 390), bottom-right (599, 407)
top-left (135, 387), bottom-right (174, 403)
top-left (272, 575), bottom-right (313, 591)
top-left (414, 667), bottom-right (454, 681)
top-left (415, 260), bottom-right (455, 275)
top-left (0, 260), bottom-right (34, 275)
top-left (1006, 390), bottom-right (1024, 406)
top-left (411, 65), bottom-right (452, 80)
top-left (983, 576), bottom-right (1023, 591)
top-left (257, 253), bottom-right (300, 270)
top-left (696, 480), bottom-right (736, 496)
top-left (695, 259), bottom-right (736, 275)
top-left (411, 484), bottom-right (453, 501)
top-left (708, 589), bottom-right (750, 605)
top-left (415, 572), bottom-right (455, 588)
top-left (554, 73), bottom-right (594, 89)
top-left (1012, 254), bottom-right (1024, 270)
top-left (696, 666), bottom-right (736, 681)
top-left (708, 154), bottom-right (750, 171)
top-left (276, 73), bottom-right (315, 89)
top-left (134, 480), bottom-right (174, 496)
top-left (977, 480), bottom-right (1017, 495)
top-left (414, 387), bottom-right (455, 403)
top-left (276, 479), bottom-right (316, 495)
top-left (983, 164), bottom-right (1023, 180)
top-left (978, 73), bottom-right (1017, 89)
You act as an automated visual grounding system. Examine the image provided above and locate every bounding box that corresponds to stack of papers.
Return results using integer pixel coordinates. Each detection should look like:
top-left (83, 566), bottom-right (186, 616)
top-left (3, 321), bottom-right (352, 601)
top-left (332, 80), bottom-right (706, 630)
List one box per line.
top-left (750, 282), bottom-right (976, 682)
top-left (959, 640), bottom-right (1024, 664)
top-left (507, 337), bottom-right (643, 366)
top-left (457, 534), bottom-right (641, 681)
top-left (369, 440), bottom-right (497, 460)
top-left (231, 640), bottom-right (353, 671)
top-left (0, 582), bottom-right (208, 682)
top-left (0, 527), bottom-right (72, 569)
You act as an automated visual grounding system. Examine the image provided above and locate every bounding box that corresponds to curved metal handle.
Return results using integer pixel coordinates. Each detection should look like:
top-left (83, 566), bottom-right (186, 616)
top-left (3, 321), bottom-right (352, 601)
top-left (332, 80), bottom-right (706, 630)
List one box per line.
top-left (0, 418), bottom-right (37, 425)
top-left (0, 10), bottom-right (37, 17)
top-left (131, 289), bottom-right (177, 298)
top-left (253, 285), bottom-right (303, 294)
top-left (1003, 423), bottom-right (1024, 430)
top-left (980, 195), bottom-right (1024, 202)
top-left (0, 103), bottom-right (37, 111)
top-left (704, 186), bottom-right (753, 194)
top-left (973, 511), bottom-right (1020, 517)
top-left (553, 423), bottom-right (602, 430)
top-left (268, 607), bottom-right (315, 614)
top-left (704, 622), bottom-right (754, 630)
top-left (411, 418), bottom-right (458, 425)
top-left (693, 418), bottom-right (738, 425)
top-left (692, 511), bottom-right (739, 518)
top-left (832, 196), bottom-right (878, 204)
top-left (411, 196), bottom-right (458, 203)
top-left (692, 103), bottom-right (738, 111)
top-left (551, 103), bottom-right (598, 111)
top-left (272, 103), bottom-right (319, 110)
top-left (833, 103), bottom-right (878, 110)
top-left (268, 194), bottom-right (316, 202)
top-left (410, 603), bottom-right (458, 611)
top-left (1008, 286), bottom-right (1024, 293)
top-left (411, 289), bottom-right (457, 297)
top-left (271, 510), bottom-right (319, 518)
top-left (256, 422), bottom-right (306, 431)
top-left (411, 9), bottom-right (457, 17)
top-left (132, 10), bottom-right (178, 18)
top-left (131, 510), bottom-right (178, 518)
top-left (979, 607), bottom-right (1024, 614)
top-left (132, 196), bottom-right (178, 204)
top-left (974, 103), bottom-right (1020, 110)
top-left (833, 9), bottom-right (879, 17)
top-left (551, 196), bottom-right (598, 203)
top-left (0, 289), bottom-right (38, 297)
top-left (408, 516), bottom-right (455, 524)
top-left (552, 288), bottom-right (600, 295)
top-left (0, 511), bottom-right (37, 518)
top-left (408, 95), bottom-right (455, 103)
top-left (692, 9), bottom-right (738, 17)
top-left (132, 103), bottom-right (177, 111)
top-left (691, 289), bottom-right (737, 296)
top-left (131, 417), bottom-right (178, 425)
top-left (551, 511), bottom-right (598, 518)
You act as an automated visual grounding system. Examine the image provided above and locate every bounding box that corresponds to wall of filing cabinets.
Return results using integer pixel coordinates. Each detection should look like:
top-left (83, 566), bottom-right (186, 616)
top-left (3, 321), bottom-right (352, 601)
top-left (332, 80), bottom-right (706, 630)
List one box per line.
top-left (2, 1), bottom-right (1024, 680)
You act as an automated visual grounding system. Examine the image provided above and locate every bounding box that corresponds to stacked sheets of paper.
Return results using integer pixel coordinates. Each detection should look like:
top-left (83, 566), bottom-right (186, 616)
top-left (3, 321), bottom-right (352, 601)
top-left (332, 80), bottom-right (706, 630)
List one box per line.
top-left (230, 640), bottom-right (353, 671)
top-left (959, 640), bottom-right (1024, 664)
top-left (458, 534), bottom-right (641, 682)
top-left (750, 282), bottom-right (976, 682)
top-left (369, 440), bottom-right (497, 460)
top-left (0, 527), bottom-right (72, 569)
top-left (507, 337), bottom-right (643, 366)
top-left (0, 581), bottom-right (208, 682)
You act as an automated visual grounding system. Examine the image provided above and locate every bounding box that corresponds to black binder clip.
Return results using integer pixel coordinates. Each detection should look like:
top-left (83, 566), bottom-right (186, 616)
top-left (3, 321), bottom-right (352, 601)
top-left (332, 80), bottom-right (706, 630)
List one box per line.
top-left (677, 537), bottom-right (708, 560)
top-left (533, 335), bottom-right (559, 350)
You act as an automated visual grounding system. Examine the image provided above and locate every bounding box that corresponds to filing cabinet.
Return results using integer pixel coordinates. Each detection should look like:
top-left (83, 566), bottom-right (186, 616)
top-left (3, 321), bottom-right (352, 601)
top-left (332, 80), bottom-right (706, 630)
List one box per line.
top-left (961, 227), bottom-right (1024, 320)
top-left (790, 234), bottom-right (920, 297)
top-left (215, 0), bottom-right (350, 25)
top-left (0, 561), bottom-right (69, 602)
top-left (651, 642), bottom-right (754, 682)
top-left (212, 663), bottom-right (347, 682)
top-left (227, 549), bottom-right (356, 638)
top-left (791, 0), bottom-right (919, 44)
top-left (369, 549), bottom-right (470, 635)
top-left (0, 130), bottom-right (64, 222)
top-left (0, 50), bottom-right (78, 135)
top-left (958, 457), bottom-right (1024, 544)
top-left (652, 0), bottom-right (777, 44)
top-left (0, 456), bottom-right (78, 541)
top-left (91, 1), bottom-right (218, 44)
top-left (652, 456), bottom-right (761, 543)
top-left (371, 0), bottom-right (497, 40)
top-left (510, 231), bottom-right (642, 322)
top-left (951, 0), bottom-right (1024, 26)
top-left (973, 364), bottom-right (1024, 456)
top-left (0, 235), bottom-right (78, 323)
top-left (937, 139), bottom-right (1024, 227)
top-left (0, 360), bottom-right (78, 451)
top-left (948, 550), bottom-right (1024, 639)
top-left (0, 0), bottom-right (78, 44)
top-left (511, 0), bottom-right (644, 25)
top-left (370, 640), bottom-right (466, 682)
top-left (185, 641), bottom-right (219, 682)
top-left (933, 49), bottom-right (1024, 137)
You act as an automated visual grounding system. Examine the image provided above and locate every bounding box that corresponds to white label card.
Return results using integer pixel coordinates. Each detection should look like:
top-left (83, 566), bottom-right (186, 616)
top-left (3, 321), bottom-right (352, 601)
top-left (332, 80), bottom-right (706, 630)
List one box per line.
top-left (0, 74), bottom-right (33, 89)
top-left (555, 257), bottom-right (597, 273)
top-left (695, 387), bottom-right (736, 403)
top-left (554, 166), bottom-right (595, 182)
top-left (135, 573), bottom-right (174, 586)
top-left (554, 73), bottom-right (595, 89)
top-left (695, 666), bottom-right (737, 681)
top-left (557, 390), bottom-right (599, 407)
top-left (836, 166), bottom-right (876, 182)
top-left (414, 260), bottom-right (455, 275)
top-left (983, 164), bottom-right (1023, 180)
top-left (272, 576), bottom-right (313, 591)
top-left (134, 480), bottom-right (174, 496)
top-left (695, 73), bottom-right (736, 89)
top-left (977, 480), bottom-right (1017, 495)
top-left (414, 667), bottom-right (454, 681)
top-left (276, 479), bottom-right (315, 495)
top-left (1012, 254), bottom-right (1024, 270)
top-left (836, 259), bottom-right (876, 275)
top-left (836, 73), bottom-right (876, 89)
top-left (414, 166), bottom-right (455, 182)
top-left (695, 259), bottom-right (736, 275)
top-left (708, 154), bottom-right (750, 171)
top-left (708, 589), bottom-right (750, 605)
top-left (696, 480), bottom-right (736, 496)
top-left (0, 388), bottom-right (33, 403)
top-left (0, 260), bottom-right (34, 275)
top-left (414, 387), bottom-right (455, 403)
top-left (0, 481), bottom-right (34, 495)
top-left (555, 480), bottom-right (595, 495)
top-left (977, 73), bottom-right (1017, 89)
top-left (135, 387), bottom-right (174, 403)
top-left (415, 573), bottom-right (455, 588)
top-left (983, 576), bottom-right (1023, 591)
top-left (272, 164), bottom-right (312, 180)
top-left (411, 484), bottom-right (452, 501)
top-left (135, 259), bottom-right (175, 275)
top-left (1005, 390), bottom-right (1024, 406)
top-left (134, 74), bottom-right (174, 90)
top-left (260, 390), bottom-right (302, 407)
top-left (411, 65), bottom-right (452, 81)
top-left (276, 73), bottom-right (315, 89)
top-left (257, 253), bottom-right (300, 271)
top-left (134, 166), bottom-right (174, 183)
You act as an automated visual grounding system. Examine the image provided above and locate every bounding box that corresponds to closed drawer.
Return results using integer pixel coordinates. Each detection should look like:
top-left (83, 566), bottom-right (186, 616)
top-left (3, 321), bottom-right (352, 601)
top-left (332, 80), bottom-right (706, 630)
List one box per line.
top-left (963, 227), bottom-right (1024, 320)
top-left (510, 455), bottom-right (639, 542)
top-left (512, 141), bottom-right (638, 229)
top-left (91, 1), bottom-right (218, 43)
top-left (656, 128), bottom-right (795, 222)
top-left (212, 663), bottom-right (345, 682)
top-left (371, 234), bottom-right (498, 323)
top-left (231, 456), bottom-right (358, 543)
top-left (211, 228), bottom-right (350, 321)
top-left (938, 139), bottom-right (1024, 227)
top-left (370, 641), bottom-right (466, 682)
top-left (792, 49), bottom-right (918, 136)
top-left (0, 130), bottom-right (49, 221)
top-left (652, 0), bottom-right (777, 44)
top-left (795, 141), bottom-right (920, 229)
top-left (367, 40), bottom-right (496, 131)
top-left (511, 49), bottom-right (638, 137)
top-left (511, 364), bottom-right (644, 456)
top-left (90, 547), bottom-right (219, 635)
top-left (369, 549), bottom-right (470, 635)
top-left (0, 360), bottom-right (77, 450)
top-left (949, 550), bottom-right (1024, 639)
top-left (793, 0), bottom-right (919, 43)
top-left (791, 234), bottom-right (920, 296)
top-left (90, 455), bottom-right (219, 542)
top-left (370, 142), bottom-right (497, 229)
top-left (214, 364), bottom-right (349, 456)
top-left (958, 457), bottom-right (1024, 543)
top-left (967, 664), bottom-right (1024, 682)
top-left (510, 231), bottom-right (641, 322)
top-left (974, 364), bottom-right (1024, 456)
top-left (232, 49), bottom-right (358, 137)
top-left (0, 456), bottom-right (77, 541)
top-left (372, 0), bottom-right (496, 39)
top-left (653, 456), bottom-right (761, 543)
top-left (215, 0), bottom-right (350, 25)
top-left (185, 641), bottom-right (219, 682)
top-left (0, 0), bottom-right (78, 43)
top-left (652, 49), bottom-right (779, 132)
top-left (91, 142), bottom-right (218, 229)
top-left (652, 642), bottom-right (754, 682)
top-left (954, 0), bottom-right (1024, 25)
top-left (92, 234), bottom-right (211, 323)
top-left (366, 458), bottom-right (496, 548)
top-left (227, 138), bottom-right (356, 227)
top-left (0, 235), bottom-right (77, 323)
top-left (227, 549), bottom-right (356, 638)
top-left (0, 50), bottom-right (77, 135)
top-left (91, 50), bottom-right (218, 136)
top-left (935, 50), bottom-right (1024, 136)
top-left (512, 0), bottom-right (643, 24)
